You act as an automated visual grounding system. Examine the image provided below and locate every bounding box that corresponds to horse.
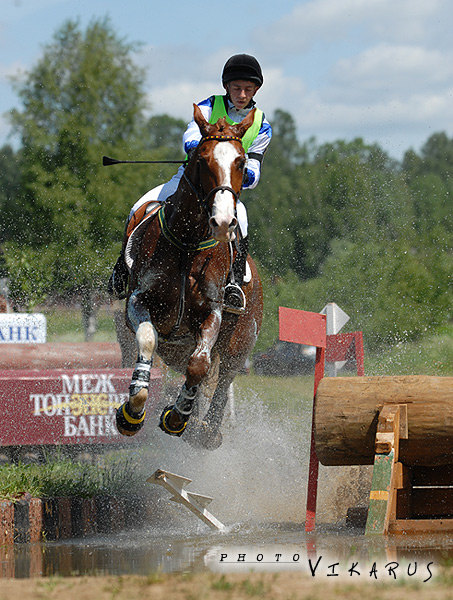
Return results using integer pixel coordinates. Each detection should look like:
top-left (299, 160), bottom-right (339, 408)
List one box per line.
top-left (115, 104), bottom-right (263, 450)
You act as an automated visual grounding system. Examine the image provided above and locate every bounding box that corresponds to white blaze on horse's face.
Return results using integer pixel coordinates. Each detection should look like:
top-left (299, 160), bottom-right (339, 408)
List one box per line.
top-left (209, 142), bottom-right (240, 242)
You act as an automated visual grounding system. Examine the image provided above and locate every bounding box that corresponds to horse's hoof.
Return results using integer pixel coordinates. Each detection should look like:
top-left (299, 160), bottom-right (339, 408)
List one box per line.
top-left (116, 402), bottom-right (146, 436)
top-left (158, 404), bottom-right (189, 437)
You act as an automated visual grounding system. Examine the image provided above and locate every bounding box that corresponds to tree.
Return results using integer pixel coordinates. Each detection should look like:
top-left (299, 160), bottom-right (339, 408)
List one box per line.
top-left (4, 18), bottom-right (149, 336)
top-left (246, 109), bottom-right (302, 275)
top-left (402, 132), bottom-right (453, 237)
top-left (0, 145), bottom-right (23, 276)
top-left (141, 114), bottom-right (186, 158)
top-left (298, 237), bottom-right (451, 350)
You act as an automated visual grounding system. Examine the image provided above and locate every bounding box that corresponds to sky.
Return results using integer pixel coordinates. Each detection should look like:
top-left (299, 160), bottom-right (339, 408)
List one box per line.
top-left (1, 0), bottom-right (452, 160)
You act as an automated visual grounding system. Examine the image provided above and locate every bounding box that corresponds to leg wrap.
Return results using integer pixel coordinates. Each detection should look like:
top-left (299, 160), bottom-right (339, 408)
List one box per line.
top-left (129, 355), bottom-right (152, 397)
top-left (116, 402), bottom-right (146, 436)
top-left (158, 384), bottom-right (198, 437)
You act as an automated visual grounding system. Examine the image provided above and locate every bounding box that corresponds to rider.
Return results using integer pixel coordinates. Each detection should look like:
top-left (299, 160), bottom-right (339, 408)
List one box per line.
top-left (108, 53), bottom-right (272, 312)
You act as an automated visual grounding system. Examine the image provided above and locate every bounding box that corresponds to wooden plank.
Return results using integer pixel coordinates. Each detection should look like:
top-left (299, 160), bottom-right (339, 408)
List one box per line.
top-left (365, 450), bottom-right (395, 535)
top-left (412, 465), bottom-right (453, 486)
top-left (411, 488), bottom-right (453, 518)
top-left (279, 307), bottom-right (326, 348)
top-left (366, 405), bottom-right (403, 535)
top-left (389, 519), bottom-right (453, 534)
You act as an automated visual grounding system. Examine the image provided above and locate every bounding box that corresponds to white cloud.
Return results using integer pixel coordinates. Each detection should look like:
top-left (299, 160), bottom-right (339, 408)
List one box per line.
top-left (330, 44), bottom-right (453, 99)
top-left (256, 0), bottom-right (450, 55)
top-left (246, 1), bottom-right (453, 156)
top-left (138, 45), bottom-right (236, 91)
top-left (145, 81), bottom-right (217, 121)
top-left (141, 40), bottom-right (453, 159)
top-left (285, 81), bottom-right (453, 156)
top-left (253, 67), bottom-right (307, 116)
top-left (1, 0), bottom-right (451, 160)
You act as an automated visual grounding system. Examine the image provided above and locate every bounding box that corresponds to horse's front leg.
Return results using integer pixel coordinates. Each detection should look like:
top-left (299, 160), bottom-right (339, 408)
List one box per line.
top-left (159, 308), bottom-right (222, 437)
top-left (116, 290), bottom-right (157, 436)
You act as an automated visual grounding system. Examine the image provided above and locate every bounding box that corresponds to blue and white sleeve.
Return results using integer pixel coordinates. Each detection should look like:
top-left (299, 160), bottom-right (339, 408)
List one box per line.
top-left (243, 117), bottom-right (272, 190)
top-left (182, 97), bottom-right (214, 154)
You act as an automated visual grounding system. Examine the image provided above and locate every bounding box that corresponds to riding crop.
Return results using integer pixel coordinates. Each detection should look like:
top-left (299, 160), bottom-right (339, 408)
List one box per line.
top-left (102, 156), bottom-right (187, 166)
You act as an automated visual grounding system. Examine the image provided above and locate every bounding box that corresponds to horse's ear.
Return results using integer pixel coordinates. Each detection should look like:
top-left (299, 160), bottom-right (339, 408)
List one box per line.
top-left (231, 108), bottom-right (256, 139)
top-left (193, 103), bottom-right (210, 137)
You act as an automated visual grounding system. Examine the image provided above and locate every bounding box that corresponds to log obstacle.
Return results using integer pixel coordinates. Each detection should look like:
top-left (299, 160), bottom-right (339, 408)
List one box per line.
top-left (278, 305), bottom-right (365, 533)
top-left (315, 375), bottom-right (453, 535)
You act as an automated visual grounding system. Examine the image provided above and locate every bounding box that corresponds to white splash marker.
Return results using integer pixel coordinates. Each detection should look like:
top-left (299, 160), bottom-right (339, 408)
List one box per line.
top-left (147, 469), bottom-right (225, 531)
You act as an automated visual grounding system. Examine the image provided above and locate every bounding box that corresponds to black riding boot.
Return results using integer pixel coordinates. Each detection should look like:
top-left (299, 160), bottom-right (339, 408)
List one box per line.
top-left (108, 221), bottom-right (129, 300)
top-left (224, 236), bottom-right (248, 314)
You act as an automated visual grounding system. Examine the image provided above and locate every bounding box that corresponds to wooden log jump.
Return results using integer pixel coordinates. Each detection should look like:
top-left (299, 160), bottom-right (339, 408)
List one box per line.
top-left (314, 375), bottom-right (453, 534)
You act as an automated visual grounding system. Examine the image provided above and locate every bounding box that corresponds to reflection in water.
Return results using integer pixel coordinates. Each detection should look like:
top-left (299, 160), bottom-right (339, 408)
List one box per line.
top-left (1, 385), bottom-right (452, 579)
top-left (1, 521), bottom-right (452, 579)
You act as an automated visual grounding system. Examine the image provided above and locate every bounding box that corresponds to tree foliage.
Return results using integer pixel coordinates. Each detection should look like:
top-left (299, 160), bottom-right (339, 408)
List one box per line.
top-left (3, 18), bottom-right (150, 313)
top-left (0, 18), bottom-right (450, 351)
top-left (247, 116), bottom-right (451, 350)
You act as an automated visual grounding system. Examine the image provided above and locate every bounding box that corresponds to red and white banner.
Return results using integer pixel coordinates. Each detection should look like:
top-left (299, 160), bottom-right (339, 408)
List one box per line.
top-left (0, 369), bottom-right (162, 446)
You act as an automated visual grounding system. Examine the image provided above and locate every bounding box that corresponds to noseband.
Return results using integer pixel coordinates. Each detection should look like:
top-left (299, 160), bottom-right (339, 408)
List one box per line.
top-left (183, 135), bottom-right (244, 216)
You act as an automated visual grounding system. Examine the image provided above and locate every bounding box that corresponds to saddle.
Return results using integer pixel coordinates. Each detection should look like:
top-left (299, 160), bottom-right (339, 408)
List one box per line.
top-left (124, 200), bottom-right (252, 284)
top-left (125, 201), bottom-right (162, 270)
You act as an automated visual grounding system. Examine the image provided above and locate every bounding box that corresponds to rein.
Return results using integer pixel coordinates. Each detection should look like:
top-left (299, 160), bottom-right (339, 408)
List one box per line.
top-left (157, 134), bottom-right (243, 334)
top-left (183, 134), bottom-right (243, 215)
top-left (157, 205), bottom-right (219, 253)
top-left (159, 133), bottom-right (243, 253)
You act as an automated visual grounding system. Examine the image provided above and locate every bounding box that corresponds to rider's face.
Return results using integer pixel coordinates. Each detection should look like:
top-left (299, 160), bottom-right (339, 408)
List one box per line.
top-left (225, 80), bottom-right (259, 110)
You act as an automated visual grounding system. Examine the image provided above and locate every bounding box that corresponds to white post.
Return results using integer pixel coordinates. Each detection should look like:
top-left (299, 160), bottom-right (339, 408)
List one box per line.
top-left (320, 303), bottom-right (350, 376)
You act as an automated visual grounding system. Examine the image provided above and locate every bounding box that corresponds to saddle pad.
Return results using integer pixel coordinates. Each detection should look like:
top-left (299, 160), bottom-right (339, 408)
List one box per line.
top-left (125, 202), bottom-right (162, 270)
top-left (244, 259), bottom-right (252, 284)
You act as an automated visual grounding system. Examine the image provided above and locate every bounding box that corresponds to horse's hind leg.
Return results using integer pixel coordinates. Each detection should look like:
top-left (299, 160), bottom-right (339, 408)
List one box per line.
top-left (194, 375), bottom-right (233, 449)
top-left (116, 291), bottom-right (157, 436)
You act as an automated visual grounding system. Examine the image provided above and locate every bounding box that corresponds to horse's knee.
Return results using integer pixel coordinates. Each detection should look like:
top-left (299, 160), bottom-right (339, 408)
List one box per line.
top-left (187, 350), bottom-right (211, 387)
top-left (136, 321), bottom-right (156, 360)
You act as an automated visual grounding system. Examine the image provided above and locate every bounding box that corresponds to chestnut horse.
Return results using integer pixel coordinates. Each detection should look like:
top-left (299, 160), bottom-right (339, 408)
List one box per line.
top-left (116, 104), bottom-right (263, 449)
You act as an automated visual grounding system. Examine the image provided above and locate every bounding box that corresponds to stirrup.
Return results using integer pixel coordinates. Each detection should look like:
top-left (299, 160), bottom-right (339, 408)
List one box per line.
top-left (223, 283), bottom-right (246, 315)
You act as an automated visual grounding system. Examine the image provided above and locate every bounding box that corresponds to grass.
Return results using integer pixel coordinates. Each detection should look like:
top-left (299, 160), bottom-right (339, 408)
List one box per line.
top-left (42, 304), bottom-right (117, 343)
top-left (364, 324), bottom-right (453, 376)
top-left (0, 452), bottom-right (148, 502)
top-left (41, 303), bottom-right (452, 376)
top-left (234, 373), bottom-right (314, 414)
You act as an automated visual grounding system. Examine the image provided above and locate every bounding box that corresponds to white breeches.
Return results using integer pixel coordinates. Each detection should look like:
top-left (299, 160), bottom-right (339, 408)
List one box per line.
top-left (128, 166), bottom-right (248, 237)
top-left (128, 167), bottom-right (185, 220)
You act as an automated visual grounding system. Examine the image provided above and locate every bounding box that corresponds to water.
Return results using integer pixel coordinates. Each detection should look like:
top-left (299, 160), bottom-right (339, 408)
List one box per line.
top-left (1, 384), bottom-right (452, 579)
top-left (2, 522), bottom-right (452, 579)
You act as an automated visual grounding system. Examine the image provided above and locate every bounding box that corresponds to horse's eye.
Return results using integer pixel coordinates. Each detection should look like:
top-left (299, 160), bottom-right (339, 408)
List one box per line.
top-left (237, 158), bottom-right (246, 170)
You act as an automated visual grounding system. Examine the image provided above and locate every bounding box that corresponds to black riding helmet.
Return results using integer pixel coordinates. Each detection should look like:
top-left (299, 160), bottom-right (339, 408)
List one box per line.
top-left (222, 54), bottom-right (263, 87)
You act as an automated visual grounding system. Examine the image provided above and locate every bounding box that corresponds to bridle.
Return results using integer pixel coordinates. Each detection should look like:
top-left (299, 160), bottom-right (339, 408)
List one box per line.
top-left (158, 133), bottom-right (245, 254)
top-left (182, 134), bottom-right (244, 217)
top-left (159, 134), bottom-right (245, 334)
